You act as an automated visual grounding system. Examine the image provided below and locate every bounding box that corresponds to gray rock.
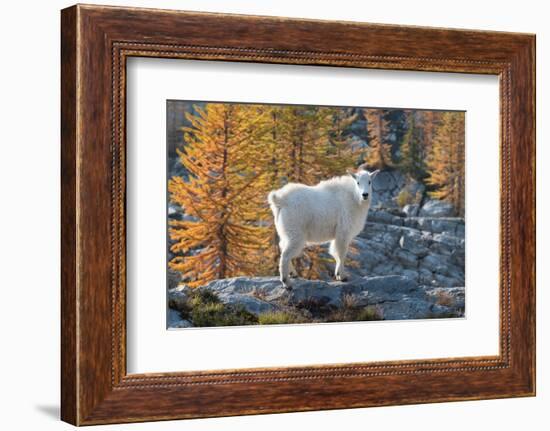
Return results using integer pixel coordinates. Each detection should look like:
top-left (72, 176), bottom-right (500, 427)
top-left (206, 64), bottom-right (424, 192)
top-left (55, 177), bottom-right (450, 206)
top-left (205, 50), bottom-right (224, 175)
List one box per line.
top-left (167, 269), bottom-right (182, 290)
top-left (285, 279), bottom-right (344, 308)
top-left (368, 209), bottom-right (403, 226)
top-left (394, 248), bottom-right (419, 267)
top-left (432, 273), bottom-right (463, 287)
top-left (350, 238), bottom-right (386, 270)
top-left (398, 230), bottom-right (430, 257)
top-left (403, 204), bottom-right (420, 217)
top-left (371, 262), bottom-right (403, 276)
top-left (425, 286), bottom-right (465, 305)
top-left (432, 232), bottom-right (464, 248)
top-left (203, 276), bottom-right (286, 300)
top-left (219, 293), bottom-right (279, 315)
top-left (168, 285), bottom-right (191, 310)
top-left (402, 217), bottom-right (464, 235)
top-left (419, 199), bottom-right (455, 217)
top-left (443, 264), bottom-right (465, 283)
top-left (450, 248), bottom-right (466, 267)
top-left (371, 170), bottom-right (404, 208)
top-left (420, 254), bottom-right (448, 274)
top-left (370, 170), bottom-right (423, 209)
top-left (345, 275), bottom-right (417, 300)
top-left (430, 218), bottom-right (463, 235)
top-left (418, 268), bottom-right (435, 285)
top-left (196, 275), bottom-right (464, 321)
top-left (167, 308), bottom-right (193, 328)
top-left (400, 269), bottom-right (420, 281)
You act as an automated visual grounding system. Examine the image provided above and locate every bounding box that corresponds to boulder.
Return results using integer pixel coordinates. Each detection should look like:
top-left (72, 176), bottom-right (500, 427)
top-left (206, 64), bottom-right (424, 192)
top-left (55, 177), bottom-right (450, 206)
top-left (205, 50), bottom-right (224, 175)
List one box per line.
top-left (218, 293), bottom-right (279, 315)
top-left (398, 230), bottom-right (430, 257)
top-left (425, 286), bottom-right (465, 306)
top-left (192, 275), bottom-right (464, 321)
top-left (394, 248), bottom-right (419, 267)
top-left (168, 285), bottom-right (191, 310)
top-left (203, 276), bottom-right (286, 301)
top-left (403, 203), bottom-right (420, 217)
top-left (368, 209), bottom-right (404, 226)
top-left (371, 170), bottom-right (405, 208)
top-left (167, 268), bottom-right (183, 290)
top-left (419, 199), bottom-right (455, 217)
top-left (167, 308), bottom-right (193, 328)
top-left (420, 253), bottom-right (448, 274)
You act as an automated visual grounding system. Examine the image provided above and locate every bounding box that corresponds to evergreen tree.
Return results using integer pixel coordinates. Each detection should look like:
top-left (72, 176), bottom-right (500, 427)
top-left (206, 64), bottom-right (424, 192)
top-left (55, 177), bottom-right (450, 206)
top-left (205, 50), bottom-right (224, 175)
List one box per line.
top-left (383, 109), bottom-right (408, 160)
top-left (425, 111), bottom-right (465, 216)
top-left (320, 107), bottom-right (361, 176)
top-left (399, 111), bottom-right (427, 180)
top-left (363, 108), bottom-right (394, 169)
top-left (168, 103), bottom-right (273, 287)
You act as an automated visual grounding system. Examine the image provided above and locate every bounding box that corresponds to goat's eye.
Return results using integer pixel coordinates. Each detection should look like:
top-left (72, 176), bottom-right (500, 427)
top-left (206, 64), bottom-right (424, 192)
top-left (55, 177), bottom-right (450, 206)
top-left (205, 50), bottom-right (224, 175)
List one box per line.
top-left (357, 181), bottom-right (360, 186)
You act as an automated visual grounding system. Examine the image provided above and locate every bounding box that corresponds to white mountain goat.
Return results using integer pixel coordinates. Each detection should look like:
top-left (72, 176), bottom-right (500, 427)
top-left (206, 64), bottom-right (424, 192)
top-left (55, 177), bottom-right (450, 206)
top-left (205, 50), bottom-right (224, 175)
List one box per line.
top-left (268, 166), bottom-right (379, 288)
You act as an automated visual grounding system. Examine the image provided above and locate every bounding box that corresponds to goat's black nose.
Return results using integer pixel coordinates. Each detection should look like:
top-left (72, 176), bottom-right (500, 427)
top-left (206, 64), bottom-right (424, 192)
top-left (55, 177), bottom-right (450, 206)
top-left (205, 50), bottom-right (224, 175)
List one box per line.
top-left (362, 192), bottom-right (369, 198)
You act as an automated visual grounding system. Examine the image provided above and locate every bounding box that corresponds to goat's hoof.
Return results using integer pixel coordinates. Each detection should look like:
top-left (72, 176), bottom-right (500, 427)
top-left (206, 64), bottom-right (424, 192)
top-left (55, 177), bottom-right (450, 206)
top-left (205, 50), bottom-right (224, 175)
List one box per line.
top-left (335, 274), bottom-right (348, 282)
top-left (281, 278), bottom-right (292, 290)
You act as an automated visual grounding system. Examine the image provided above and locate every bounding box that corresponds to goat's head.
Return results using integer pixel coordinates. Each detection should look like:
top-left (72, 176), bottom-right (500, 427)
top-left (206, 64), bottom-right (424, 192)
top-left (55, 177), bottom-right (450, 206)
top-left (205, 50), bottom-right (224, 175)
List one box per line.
top-left (348, 165), bottom-right (380, 203)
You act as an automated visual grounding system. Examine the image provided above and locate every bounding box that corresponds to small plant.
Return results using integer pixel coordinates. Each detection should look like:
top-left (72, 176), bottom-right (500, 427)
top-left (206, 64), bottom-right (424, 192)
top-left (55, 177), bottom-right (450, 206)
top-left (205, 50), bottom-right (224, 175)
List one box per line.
top-left (190, 302), bottom-right (258, 327)
top-left (434, 291), bottom-right (454, 307)
top-left (396, 188), bottom-right (414, 208)
top-left (356, 305), bottom-right (384, 321)
top-left (258, 310), bottom-right (308, 325)
top-left (326, 304), bottom-right (384, 322)
top-left (189, 289), bottom-right (221, 306)
top-left (179, 288), bottom-right (258, 327)
top-left (341, 293), bottom-right (359, 309)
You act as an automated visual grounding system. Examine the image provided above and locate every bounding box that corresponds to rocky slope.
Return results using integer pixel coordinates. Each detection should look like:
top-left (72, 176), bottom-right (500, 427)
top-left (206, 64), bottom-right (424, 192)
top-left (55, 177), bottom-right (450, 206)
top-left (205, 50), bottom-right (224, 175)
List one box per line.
top-left (168, 275), bottom-right (464, 328)
top-left (167, 169), bottom-right (466, 328)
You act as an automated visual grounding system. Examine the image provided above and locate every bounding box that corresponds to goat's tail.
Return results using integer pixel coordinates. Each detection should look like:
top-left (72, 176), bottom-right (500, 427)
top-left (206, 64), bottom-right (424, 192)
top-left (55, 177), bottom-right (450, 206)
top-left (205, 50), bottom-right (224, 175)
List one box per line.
top-left (268, 190), bottom-right (283, 219)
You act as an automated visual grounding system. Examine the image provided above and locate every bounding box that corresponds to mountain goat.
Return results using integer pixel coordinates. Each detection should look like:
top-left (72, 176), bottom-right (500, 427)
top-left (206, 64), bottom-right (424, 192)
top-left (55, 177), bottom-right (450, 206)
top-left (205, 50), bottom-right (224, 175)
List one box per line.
top-left (268, 166), bottom-right (379, 288)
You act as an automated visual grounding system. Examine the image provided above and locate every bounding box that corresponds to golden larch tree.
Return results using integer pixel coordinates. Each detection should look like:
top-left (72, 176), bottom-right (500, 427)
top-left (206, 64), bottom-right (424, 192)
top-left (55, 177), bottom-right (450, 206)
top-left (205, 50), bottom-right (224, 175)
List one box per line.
top-left (425, 111), bottom-right (465, 216)
top-left (266, 106), bottom-right (337, 279)
top-left (319, 107), bottom-right (361, 177)
top-left (168, 103), bottom-right (274, 287)
top-left (364, 108), bottom-right (394, 170)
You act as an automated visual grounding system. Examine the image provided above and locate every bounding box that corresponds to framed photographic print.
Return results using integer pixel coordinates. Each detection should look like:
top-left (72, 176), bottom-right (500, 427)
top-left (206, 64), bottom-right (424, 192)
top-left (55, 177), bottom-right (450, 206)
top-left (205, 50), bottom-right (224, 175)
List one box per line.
top-left (61, 4), bottom-right (536, 425)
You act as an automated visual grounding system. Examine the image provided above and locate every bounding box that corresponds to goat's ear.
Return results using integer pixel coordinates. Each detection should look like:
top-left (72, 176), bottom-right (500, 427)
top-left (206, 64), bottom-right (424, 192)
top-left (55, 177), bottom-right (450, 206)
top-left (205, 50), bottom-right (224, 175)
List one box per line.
top-left (370, 169), bottom-right (380, 178)
top-left (346, 168), bottom-right (357, 180)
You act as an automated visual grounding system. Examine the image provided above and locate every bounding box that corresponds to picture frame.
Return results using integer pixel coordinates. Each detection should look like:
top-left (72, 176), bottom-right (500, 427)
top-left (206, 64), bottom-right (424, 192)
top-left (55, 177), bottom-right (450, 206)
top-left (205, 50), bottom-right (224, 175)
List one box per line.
top-left (61, 4), bottom-right (535, 425)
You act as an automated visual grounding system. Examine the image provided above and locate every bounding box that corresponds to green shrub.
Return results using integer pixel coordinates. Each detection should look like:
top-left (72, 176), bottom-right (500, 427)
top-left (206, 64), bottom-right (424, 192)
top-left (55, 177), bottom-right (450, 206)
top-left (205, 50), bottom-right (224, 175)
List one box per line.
top-left (396, 187), bottom-right (424, 208)
top-left (190, 302), bottom-right (258, 327)
top-left (190, 302), bottom-right (227, 326)
top-left (189, 289), bottom-right (221, 307)
top-left (356, 305), bottom-right (384, 321)
top-left (258, 310), bottom-right (307, 325)
top-left (326, 305), bottom-right (384, 322)
top-left (396, 188), bottom-right (414, 208)
top-left (179, 289), bottom-right (258, 327)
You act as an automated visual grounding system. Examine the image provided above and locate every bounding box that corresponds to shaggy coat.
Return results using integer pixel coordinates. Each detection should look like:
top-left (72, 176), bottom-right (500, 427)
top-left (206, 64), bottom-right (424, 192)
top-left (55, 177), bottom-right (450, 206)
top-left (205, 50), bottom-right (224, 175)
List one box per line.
top-left (268, 168), bottom-right (379, 288)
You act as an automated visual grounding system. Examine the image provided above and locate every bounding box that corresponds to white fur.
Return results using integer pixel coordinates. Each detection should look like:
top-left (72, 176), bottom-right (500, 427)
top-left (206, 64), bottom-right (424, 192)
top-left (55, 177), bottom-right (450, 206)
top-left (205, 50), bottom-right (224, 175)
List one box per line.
top-left (268, 169), bottom-right (379, 287)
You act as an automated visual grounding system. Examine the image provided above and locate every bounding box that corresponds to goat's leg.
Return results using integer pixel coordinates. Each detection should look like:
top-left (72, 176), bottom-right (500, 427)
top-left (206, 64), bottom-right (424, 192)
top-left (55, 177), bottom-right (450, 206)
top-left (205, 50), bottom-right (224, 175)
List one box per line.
top-left (279, 239), bottom-right (304, 289)
top-left (288, 260), bottom-right (298, 278)
top-left (332, 237), bottom-right (350, 282)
